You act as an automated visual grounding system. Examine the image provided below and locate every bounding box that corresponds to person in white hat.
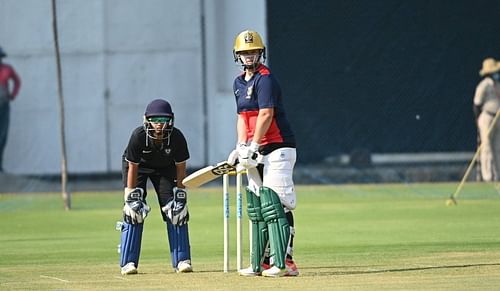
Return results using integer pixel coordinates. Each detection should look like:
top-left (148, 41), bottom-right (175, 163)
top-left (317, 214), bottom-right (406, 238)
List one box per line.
top-left (473, 58), bottom-right (500, 181)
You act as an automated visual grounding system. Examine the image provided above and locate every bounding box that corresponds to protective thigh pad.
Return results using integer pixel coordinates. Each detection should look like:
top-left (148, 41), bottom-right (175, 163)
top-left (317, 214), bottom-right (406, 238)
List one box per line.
top-left (166, 223), bottom-right (191, 268)
top-left (262, 148), bottom-right (297, 210)
top-left (259, 186), bottom-right (290, 269)
top-left (120, 222), bottom-right (144, 267)
top-left (246, 187), bottom-right (268, 272)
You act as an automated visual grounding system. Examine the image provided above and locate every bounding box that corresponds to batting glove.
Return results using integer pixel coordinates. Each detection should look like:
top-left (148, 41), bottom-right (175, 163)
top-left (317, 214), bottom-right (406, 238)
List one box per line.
top-left (227, 150), bottom-right (238, 166)
top-left (238, 141), bottom-right (259, 169)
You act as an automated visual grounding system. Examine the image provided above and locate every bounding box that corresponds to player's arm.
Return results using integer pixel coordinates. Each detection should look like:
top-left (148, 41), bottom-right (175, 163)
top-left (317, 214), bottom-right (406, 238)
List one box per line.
top-left (237, 109), bottom-right (271, 169)
top-left (236, 114), bottom-right (247, 144)
top-left (252, 75), bottom-right (275, 144)
top-left (123, 161), bottom-right (149, 224)
top-left (127, 162), bottom-right (139, 188)
top-left (252, 107), bottom-right (274, 144)
top-left (175, 161), bottom-right (187, 188)
top-left (473, 81), bottom-right (487, 122)
top-left (10, 67), bottom-right (21, 99)
top-left (473, 82), bottom-right (487, 109)
top-left (164, 160), bottom-right (189, 226)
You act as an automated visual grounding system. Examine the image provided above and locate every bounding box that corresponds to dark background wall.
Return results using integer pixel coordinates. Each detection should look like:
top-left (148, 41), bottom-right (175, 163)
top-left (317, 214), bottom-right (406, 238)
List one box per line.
top-left (267, 0), bottom-right (500, 164)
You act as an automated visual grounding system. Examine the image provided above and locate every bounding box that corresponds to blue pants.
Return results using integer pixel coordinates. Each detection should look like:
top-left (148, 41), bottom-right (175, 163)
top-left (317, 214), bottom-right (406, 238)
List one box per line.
top-left (120, 222), bottom-right (144, 267)
top-left (166, 223), bottom-right (191, 268)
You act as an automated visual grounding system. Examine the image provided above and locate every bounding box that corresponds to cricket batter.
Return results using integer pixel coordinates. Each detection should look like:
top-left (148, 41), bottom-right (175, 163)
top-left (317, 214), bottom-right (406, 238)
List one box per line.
top-left (473, 58), bottom-right (500, 181)
top-left (119, 99), bottom-right (192, 275)
top-left (227, 30), bottom-right (299, 277)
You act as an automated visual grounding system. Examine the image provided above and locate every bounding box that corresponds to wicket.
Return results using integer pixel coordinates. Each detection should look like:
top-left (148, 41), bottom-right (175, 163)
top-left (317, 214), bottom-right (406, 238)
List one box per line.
top-left (222, 171), bottom-right (251, 273)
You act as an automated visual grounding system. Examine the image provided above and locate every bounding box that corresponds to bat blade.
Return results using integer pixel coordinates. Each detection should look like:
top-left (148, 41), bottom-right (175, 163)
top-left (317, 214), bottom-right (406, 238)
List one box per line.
top-left (182, 161), bottom-right (236, 188)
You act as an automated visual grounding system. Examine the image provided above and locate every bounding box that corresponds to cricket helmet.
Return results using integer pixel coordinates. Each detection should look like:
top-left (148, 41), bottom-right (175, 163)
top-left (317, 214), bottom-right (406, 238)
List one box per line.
top-left (143, 99), bottom-right (174, 140)
top-left (233, 30), bottom-right (266, 69)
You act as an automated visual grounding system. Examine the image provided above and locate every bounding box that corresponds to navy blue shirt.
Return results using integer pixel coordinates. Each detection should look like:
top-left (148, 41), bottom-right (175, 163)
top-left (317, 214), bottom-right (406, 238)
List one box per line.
top-left (233, 64), bottom-right (295, 152)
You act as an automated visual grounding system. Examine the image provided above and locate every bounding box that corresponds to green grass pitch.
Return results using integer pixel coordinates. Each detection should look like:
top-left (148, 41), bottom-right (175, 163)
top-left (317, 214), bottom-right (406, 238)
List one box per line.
top-left (1, 182), bottom-right (500, 290)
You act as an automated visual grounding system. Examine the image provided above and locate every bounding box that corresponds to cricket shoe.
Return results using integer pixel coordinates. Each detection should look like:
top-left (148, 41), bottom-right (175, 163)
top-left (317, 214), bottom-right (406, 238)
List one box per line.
top-left (262, 260), bottom-right (299, 277)
top-left (284, 259), bottom-right (299, 276)
top-left (238, 263), bottom-right (271, 277)
top-left (176, 260), bottom-right (193, 273)
top-left (121, 262), bottom-right (138, 275)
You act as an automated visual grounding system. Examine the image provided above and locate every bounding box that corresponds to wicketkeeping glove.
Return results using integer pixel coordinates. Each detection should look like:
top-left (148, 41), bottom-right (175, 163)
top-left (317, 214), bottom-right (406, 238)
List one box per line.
top-left (238, 141), bottom-right (259, 169)
top-left (123, 187), bottom-right (151, 224)
top-left (162, 187), bottom-right (189, 225)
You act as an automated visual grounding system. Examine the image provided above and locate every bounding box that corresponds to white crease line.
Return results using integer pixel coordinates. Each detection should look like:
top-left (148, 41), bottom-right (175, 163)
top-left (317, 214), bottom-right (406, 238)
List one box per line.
top-left (40, 275), bottom-right (70, 283)
top-left (114, 276), bottom-right (128, 280)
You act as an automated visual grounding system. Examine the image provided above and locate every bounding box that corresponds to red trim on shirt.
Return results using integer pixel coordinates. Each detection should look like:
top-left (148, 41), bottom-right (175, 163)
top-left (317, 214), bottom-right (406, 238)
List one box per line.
top-left (257, 64), bottom-right (270, 75)
top-left (240, 110), bottom-right (284, 145)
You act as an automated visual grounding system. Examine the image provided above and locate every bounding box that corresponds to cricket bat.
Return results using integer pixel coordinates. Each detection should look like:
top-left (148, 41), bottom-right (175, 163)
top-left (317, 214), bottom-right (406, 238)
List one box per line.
top-left (182, 161), bottom-right (236, 188)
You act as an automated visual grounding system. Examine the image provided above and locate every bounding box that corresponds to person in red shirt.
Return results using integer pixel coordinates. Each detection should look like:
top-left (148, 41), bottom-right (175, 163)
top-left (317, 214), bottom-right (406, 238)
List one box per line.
top-left (227, 30), bottom-right (299, 277)
top-left (0, 47), bottom-right (21, 172)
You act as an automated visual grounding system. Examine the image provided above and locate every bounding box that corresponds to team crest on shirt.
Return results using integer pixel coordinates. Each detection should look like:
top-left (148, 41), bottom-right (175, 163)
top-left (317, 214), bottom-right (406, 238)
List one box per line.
top-left (246, 84), bottom-right (253, 99)
top-left (164, 148), bottom-right (171, 155)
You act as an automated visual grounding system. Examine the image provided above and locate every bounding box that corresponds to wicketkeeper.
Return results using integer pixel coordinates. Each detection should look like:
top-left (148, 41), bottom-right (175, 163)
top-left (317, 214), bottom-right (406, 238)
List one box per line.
top-left (118, 99), bottom-right (192, 275)
top-left (227, 30), bottom-right (299, 277)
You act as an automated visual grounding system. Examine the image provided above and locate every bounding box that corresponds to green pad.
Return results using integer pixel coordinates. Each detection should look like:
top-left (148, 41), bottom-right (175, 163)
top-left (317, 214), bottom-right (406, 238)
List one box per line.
top-left (259, 186), bottom-right (290, 269)
top-left (246, 187), bottom-right (268, 272)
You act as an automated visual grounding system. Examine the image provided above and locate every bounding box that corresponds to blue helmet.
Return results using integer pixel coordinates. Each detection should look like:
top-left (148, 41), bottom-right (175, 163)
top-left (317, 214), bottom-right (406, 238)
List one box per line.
top-left (145, 99), bottom-right (174, 117)
top-left (143, 99), bottom-right (174, 140)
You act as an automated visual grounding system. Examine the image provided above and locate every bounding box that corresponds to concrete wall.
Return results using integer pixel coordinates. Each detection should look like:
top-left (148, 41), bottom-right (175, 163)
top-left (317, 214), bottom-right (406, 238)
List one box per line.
top-left (0, 0), bottom-right (266, 175)
top-left (203, 0), bottom-right (267, 166)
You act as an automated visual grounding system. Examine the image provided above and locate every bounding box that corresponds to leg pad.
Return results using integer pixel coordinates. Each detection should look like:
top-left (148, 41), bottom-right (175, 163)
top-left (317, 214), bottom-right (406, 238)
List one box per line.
top-left (246, 187), bottom-right (268, 272)
top-left (120, 222), bottom-right (144, 267)
top-left (166, 223), bottom-right (191, 269)
top-left (260, 186), bottom-right (290, 269)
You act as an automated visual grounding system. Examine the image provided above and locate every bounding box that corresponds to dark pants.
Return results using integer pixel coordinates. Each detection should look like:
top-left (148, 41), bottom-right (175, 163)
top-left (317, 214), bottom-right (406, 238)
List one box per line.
top-left (0, 101), bottom-right (10, 171)
top-left (122, 159), bottom-right (175, 221)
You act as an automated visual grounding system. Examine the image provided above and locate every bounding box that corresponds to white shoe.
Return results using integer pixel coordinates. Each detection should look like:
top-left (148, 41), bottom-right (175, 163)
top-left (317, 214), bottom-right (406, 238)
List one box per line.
top-left (121, 262), bottom-right (138, 275)
top-left (262, 266), bottom-right (286, 277)
top-left (176, 260), bottom-right (193, 273)
top-left (238, 266), bottom-right (260, 277)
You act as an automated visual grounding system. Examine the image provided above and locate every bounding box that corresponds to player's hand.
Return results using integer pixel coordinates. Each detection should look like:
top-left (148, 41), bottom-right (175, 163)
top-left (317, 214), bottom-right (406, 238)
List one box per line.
top-left (238, 142), bottom-right (259, 169)
top-left (162, 187), bottom-right (189, 225)
top-left (235, 163), bottom-right (246, 173)
top-left (123, 187), bottom-right (150, 224)
top-left (227, 143), bottom-right (247, 166)
top-left (227, 149), bottom-right (239, 166)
